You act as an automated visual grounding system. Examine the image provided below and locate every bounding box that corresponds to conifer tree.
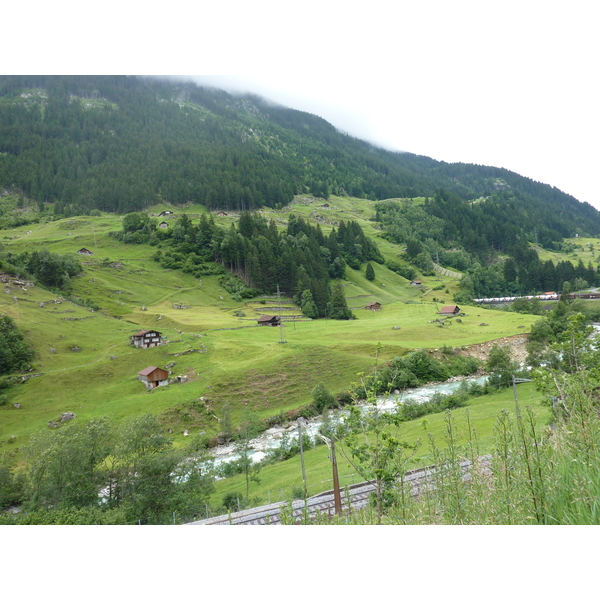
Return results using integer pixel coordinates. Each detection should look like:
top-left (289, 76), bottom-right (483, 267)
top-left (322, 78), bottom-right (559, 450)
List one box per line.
top-left (365, 262), bottom-right (375, 281)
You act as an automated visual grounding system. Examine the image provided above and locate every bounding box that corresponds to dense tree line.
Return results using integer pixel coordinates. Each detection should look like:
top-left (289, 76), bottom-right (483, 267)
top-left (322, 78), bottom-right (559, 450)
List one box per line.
top-left (1, 75), bottom-right (597, 223)
top-left (117, 211), bottom-right (381, 318)
top-left (376, 191), bottom-right (600, 299)
top-left (0, 246), bottom-right (82, 289)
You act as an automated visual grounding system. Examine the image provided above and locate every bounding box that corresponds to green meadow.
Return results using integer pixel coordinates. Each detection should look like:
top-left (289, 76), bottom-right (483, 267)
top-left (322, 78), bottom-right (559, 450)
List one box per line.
top-left (536, 236), bottom-right (600, 269)
top-left (0, 198), bottom-right (540, 452)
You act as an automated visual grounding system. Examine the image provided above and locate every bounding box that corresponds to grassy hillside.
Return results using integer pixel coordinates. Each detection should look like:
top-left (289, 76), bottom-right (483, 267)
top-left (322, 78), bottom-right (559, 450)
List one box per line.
top-left (0, 198), bottom-right (541, 450)
top-left (536, 236), bottom-right (600, 270)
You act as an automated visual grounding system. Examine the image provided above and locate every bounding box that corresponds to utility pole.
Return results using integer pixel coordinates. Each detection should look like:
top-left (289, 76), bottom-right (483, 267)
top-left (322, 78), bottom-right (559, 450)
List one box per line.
top-left (298, 421), bottom-right (307, 498)
top-left (319, 434), bottom-right (342, 515)
top-left (277, 284), bottom-right (286, 344)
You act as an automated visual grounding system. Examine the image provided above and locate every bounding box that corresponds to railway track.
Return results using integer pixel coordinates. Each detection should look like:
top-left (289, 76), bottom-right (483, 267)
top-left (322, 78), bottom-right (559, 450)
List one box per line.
top-left (186, 457), bottom-right (491, 525)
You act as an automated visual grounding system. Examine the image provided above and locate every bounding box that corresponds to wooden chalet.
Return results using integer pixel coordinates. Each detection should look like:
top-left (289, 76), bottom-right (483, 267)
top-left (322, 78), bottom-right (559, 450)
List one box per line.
top-left (159, 221), bottom-right (169, 229)
top-left (77, 248), bottom-right (93, 255)
top-left (365, 302), bottom-right (381, 311)
top-left (217, 211), bottom-right (228, 217)
top-left (410, 280), bottom-right (422, 286)
top-left (257, 315), bottom-right (280, 326)
top-left (158, 210), bottom-right (174, 217)
top-left (130, 330), bottom-right (162, 349)
top-left (439, 305), bottom-right (460, 316)
top-left (138, 366), bottom-right (169, 390)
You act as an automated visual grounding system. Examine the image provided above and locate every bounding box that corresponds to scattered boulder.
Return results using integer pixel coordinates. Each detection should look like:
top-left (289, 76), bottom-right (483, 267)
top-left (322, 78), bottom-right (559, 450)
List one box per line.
top-left (479, 323), bottom-right (489, 327)
top-left (183, 430), bottom-right (189, 436)
top-left (49, 348), bottom-right (56, 354)
top-left (392, 325), bottom-right (400, 330)
top-left (12, 403), bottom-right (21, 409)
top-left (60, 412), bottom-right (76, 422)
top-left (110, 355), bottom-right (116, 360)
top-left (71, 346), bottom-right (82, 352)
top-left (48, 422), bottom-right (59, 429)
top-left (141, 306), bottom-right (147, 311)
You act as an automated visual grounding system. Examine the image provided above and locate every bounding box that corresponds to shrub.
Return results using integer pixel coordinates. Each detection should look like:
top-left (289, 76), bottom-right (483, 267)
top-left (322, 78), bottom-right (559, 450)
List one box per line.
top-left (222, 492), bottom-right (245, 511)
top-left (0, 315), bottom-right (35, 375)
top-left (311, 383), bottom-right (338, 412)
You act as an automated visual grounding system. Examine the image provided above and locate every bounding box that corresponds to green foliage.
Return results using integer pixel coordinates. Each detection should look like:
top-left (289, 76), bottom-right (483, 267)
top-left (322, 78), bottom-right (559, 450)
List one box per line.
top-left (485, 344), bottom-right (521, 389)
top-left (0, 464), bottom-right (24, 509)
top-left (222, 491), bottom-right (244, 511)
top-left (340, 385), bottom-right (419, 522)
top-left (18, 413), bottom-right (215, 524)
top-left (329, 281), bottom-right (353, 320)
top-left (365, 262), bottom-right (375, 281)
top-left (0, 506), bottom-right (130, 525)
top-left (353, 349), bottom-right (481, 399)
top-left (311, 382), bottom-right (338, 412)
top-left (0, 315), bottom-right (34, 374)
top-left (384, 259), bottom-right (416, 281)
top-left (1, 247), bottom-right (82, 289)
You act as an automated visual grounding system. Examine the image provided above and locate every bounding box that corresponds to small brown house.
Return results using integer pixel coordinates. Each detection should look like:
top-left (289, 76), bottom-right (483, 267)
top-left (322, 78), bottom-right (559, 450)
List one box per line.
top-left (257, 315), bottom-right (280, 326)
top-left (130, 330), bottom-right (162, 349)
top-left (217, 211), bottom-right (228, 217)
top-left (138, 366), bottom-right (169, 390)
top-left (410, 280), bottom-right (422, 286)
top-left (77, 248), bottom-right (93, 255)
top-left (439, 305), bottom-right (460, 316)
top-left (365, 302), bottom-right (381, 311)
top-left (159, 221), bottom-right (169, 229)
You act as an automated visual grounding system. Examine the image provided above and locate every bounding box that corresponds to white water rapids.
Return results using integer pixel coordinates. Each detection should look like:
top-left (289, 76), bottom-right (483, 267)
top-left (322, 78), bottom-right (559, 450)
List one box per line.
top-left (210, 375), bottom-right (490, 468)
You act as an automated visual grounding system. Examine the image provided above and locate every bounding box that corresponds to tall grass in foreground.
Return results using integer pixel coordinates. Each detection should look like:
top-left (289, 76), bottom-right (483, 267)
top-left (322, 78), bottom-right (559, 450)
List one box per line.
top-left (303, 374), bottom-right (600, 525)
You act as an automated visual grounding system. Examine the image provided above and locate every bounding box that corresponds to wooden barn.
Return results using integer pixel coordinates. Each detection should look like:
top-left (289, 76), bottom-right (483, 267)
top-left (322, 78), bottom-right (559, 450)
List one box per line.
top-left (365, 302), bottom-right (381, 311)
top-left (439, 305), bottom-right (461, 316)
top-left (217, 211), bottom-right (228, 217)
top-left (257, 315), bottom-right (280, 326)
top-left (159, 221), bottom-right (169, 229)
top-left (130, 330), bottom-right (162, 349)
top-left (77, 248), bottom-right (93, 255)
top-left (137, 366), bottom-right (169, 390)
top-left (410, 280), bottom-right (422, 286)
top-left (158, 210), bottom-right (174, 217)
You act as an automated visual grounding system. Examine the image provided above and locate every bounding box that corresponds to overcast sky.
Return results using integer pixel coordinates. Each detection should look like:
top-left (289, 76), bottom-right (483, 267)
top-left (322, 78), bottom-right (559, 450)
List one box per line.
top-left (8, 1), bottom-right (599, 209)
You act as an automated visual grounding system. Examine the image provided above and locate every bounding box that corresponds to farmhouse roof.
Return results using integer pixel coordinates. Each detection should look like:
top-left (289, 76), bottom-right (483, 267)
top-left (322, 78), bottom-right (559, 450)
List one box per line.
top-left (439, 305), bottom-right (460, 314)
top-left (132, 330), bottom-right (160, 337)
top-left (137, 366), bottom-right (167, 377)
top-left (257, 315), bottom-right (278, 322)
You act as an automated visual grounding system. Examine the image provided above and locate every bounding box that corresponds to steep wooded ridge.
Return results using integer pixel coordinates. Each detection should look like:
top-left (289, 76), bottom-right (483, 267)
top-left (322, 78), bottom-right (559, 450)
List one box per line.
top-left (1, 74), bottom-right (598, 238)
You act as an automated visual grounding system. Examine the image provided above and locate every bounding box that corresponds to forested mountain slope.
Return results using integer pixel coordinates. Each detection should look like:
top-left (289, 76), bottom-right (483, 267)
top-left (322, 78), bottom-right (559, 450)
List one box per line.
top-left (1, 75), bottom-right (598, 242)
